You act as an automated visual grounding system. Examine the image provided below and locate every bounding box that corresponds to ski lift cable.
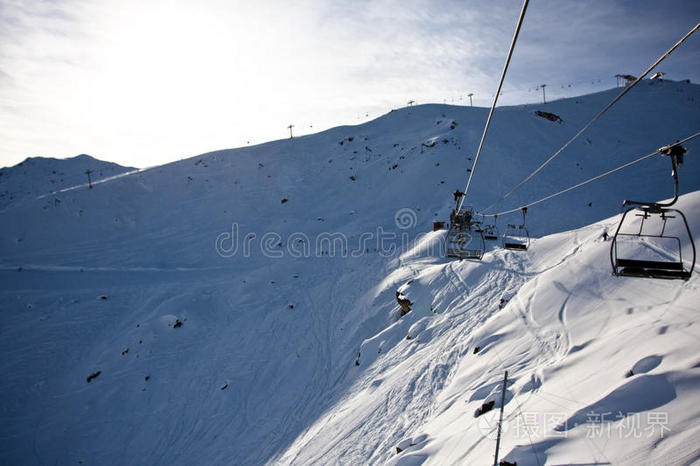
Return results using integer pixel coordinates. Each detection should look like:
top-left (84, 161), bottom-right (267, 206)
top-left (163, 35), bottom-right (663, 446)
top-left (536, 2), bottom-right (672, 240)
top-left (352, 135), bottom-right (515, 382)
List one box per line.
top-left (481, 21), bottom-right (700, 214)
top-left (482, 131), bottom-right (700, 218)
top-left (456, 0), bottom-right (529, 212)
top-left (503, 76), bottom-right (607, 94)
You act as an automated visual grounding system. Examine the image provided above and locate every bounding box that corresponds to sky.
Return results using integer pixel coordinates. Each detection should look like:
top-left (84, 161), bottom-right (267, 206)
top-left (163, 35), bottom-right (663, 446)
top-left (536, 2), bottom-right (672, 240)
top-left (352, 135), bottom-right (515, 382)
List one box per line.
top-left (0, 0), bottom-right (699, 169)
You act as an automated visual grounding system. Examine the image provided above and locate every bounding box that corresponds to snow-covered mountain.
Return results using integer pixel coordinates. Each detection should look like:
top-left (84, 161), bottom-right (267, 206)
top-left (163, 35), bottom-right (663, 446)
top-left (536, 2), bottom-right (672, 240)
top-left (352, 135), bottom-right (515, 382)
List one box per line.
top-left (1, 80), bottom-right (699, 465)
top-left (0, 154), bottom-right (135, 211)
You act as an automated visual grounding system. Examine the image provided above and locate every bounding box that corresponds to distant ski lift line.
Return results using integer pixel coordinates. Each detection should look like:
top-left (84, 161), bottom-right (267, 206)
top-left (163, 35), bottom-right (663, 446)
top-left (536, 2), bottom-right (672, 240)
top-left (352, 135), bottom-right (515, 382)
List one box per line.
top-left (482, 131), bottom-right (700, 218)
top-left (481, 21), bottom-right (700, 215)
top-left (456, 0), bottom-right (529, 212)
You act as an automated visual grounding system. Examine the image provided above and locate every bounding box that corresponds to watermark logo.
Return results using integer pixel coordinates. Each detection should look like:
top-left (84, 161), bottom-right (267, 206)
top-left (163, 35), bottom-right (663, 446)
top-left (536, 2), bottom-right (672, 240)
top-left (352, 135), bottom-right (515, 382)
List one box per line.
top-left (475, 410), bottom-right (671, 440)
top-left (476, 410), bottom-right (510, 440)
top-left (394, 208), bottom-right (418, 229)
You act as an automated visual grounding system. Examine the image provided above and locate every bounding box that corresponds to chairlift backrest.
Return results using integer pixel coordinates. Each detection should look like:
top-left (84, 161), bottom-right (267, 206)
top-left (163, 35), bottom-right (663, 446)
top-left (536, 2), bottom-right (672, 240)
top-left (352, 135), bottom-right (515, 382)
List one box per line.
top-left (484, 223), bottom-right (499, 240)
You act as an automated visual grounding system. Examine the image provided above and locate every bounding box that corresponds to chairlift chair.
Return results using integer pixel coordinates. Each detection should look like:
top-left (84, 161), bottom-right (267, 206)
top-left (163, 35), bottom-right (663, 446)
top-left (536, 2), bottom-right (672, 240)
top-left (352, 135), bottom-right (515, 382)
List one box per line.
top-left (610, 143), bottom-right (695, 280)
top-left (483, 215), bottom-right (499, 241)
top-left (503, 207), bottom-right (530, 251)
top-left (446, 205), bottom-right (485, 260)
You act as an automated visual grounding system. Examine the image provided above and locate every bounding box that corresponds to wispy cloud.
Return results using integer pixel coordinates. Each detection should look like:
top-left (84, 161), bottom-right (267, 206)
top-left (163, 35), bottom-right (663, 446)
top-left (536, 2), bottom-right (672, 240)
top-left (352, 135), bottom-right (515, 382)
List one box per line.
top-left (0, 0), bottom-right (698, 168)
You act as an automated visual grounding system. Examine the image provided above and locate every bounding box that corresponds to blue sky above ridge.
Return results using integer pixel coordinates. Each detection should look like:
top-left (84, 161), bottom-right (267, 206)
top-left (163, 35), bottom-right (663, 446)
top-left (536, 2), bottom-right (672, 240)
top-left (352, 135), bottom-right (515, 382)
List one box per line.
top-left (0, 0), bottom-right (698, 168)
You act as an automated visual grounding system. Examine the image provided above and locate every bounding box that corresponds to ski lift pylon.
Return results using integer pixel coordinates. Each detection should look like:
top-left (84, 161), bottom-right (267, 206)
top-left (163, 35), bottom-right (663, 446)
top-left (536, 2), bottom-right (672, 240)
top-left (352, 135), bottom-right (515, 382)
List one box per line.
top-left (610, 143), bottom-right (695, 280)
top-left (503, 207), bottom-right (530, 251)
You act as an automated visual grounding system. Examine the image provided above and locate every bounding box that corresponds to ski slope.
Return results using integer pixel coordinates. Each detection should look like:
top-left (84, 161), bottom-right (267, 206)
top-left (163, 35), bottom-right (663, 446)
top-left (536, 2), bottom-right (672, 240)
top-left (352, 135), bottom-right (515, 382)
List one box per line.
top-left (282, 191), bottom-right (700, 465)
top-left (1, 80), bottom-right (699, 465)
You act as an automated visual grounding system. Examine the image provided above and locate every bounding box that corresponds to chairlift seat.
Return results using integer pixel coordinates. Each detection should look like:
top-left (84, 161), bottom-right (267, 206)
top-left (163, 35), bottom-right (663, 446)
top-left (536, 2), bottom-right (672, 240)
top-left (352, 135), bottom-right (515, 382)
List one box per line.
top-left (483, 226), bottom-right (498, 241)
top-left (447, 248), bottom-right (484, 260)
top-left (609, 149), bottom-right (696, 280)
top-left (501, 208), bottom-right (530, 252)
top-left (611, 204), bottom-right (695, 281)
top-left (502, 229), bottom-right (529, 251)
top-left (446, 206), bottom-right (485, 260)
top-left (615, 258), bottom-right (690, 280)
top-left (616, 258), bottom-right (683, 270)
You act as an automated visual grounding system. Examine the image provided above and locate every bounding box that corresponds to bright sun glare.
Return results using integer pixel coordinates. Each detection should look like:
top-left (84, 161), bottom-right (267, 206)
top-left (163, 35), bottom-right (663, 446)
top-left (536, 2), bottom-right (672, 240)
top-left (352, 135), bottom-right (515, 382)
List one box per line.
top-left (2, 1), bottom-right (698, 168)
top-left (83, 2), bottom-right (317, 164)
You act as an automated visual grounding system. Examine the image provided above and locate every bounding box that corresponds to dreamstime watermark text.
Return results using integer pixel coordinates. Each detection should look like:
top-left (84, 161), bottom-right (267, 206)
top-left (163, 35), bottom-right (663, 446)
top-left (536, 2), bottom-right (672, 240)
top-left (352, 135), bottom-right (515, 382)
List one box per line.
top-left (214, 208), bottom-right (453, 259)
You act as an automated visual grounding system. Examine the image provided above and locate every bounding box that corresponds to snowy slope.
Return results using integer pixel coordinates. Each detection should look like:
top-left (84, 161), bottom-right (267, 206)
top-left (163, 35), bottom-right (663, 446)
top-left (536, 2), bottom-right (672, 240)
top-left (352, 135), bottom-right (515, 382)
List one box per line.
top-left (0, 80), bottom-right (699, 465)
top-left (281, 191), bottom-right (700, 465)
top-left (0, 154), bottom-right (136, 211)
top-left (1, 80), bottom-right (699, 270)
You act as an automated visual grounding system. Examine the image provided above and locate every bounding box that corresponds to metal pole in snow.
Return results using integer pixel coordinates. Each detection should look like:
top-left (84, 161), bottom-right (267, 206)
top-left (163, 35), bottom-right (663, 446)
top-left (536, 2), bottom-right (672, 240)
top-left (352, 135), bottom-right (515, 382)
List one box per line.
top-left (541, 84), bottom-right (547, 104)
top-left (85, 170), bottom-right (93, 189)
top-left (494, 370), bottom-right (508, 466)
top-left (288, 124), bottom-right (294, 139)
top-left (468, 93), bottom-right (474, 106)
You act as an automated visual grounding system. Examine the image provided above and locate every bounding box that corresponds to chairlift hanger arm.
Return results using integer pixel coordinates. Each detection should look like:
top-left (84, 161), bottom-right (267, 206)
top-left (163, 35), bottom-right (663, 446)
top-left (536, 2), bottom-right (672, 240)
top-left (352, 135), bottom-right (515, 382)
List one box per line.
top-left (623, 143), bottom-right (688, 209)
top-left (478, 132), bottom-right (699, 219)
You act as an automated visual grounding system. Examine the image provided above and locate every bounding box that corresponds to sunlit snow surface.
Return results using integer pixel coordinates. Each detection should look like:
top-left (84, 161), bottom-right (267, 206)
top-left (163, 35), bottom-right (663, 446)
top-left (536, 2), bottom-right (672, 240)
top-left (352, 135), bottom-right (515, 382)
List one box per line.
top-left (1, 81), bottom-right (699, 465)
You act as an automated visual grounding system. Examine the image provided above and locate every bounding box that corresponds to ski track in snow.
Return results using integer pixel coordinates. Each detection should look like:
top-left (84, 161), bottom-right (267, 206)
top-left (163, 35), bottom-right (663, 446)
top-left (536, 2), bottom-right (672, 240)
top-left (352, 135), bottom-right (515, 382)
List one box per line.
top-left (1, 81), bottom-right (700, 465)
